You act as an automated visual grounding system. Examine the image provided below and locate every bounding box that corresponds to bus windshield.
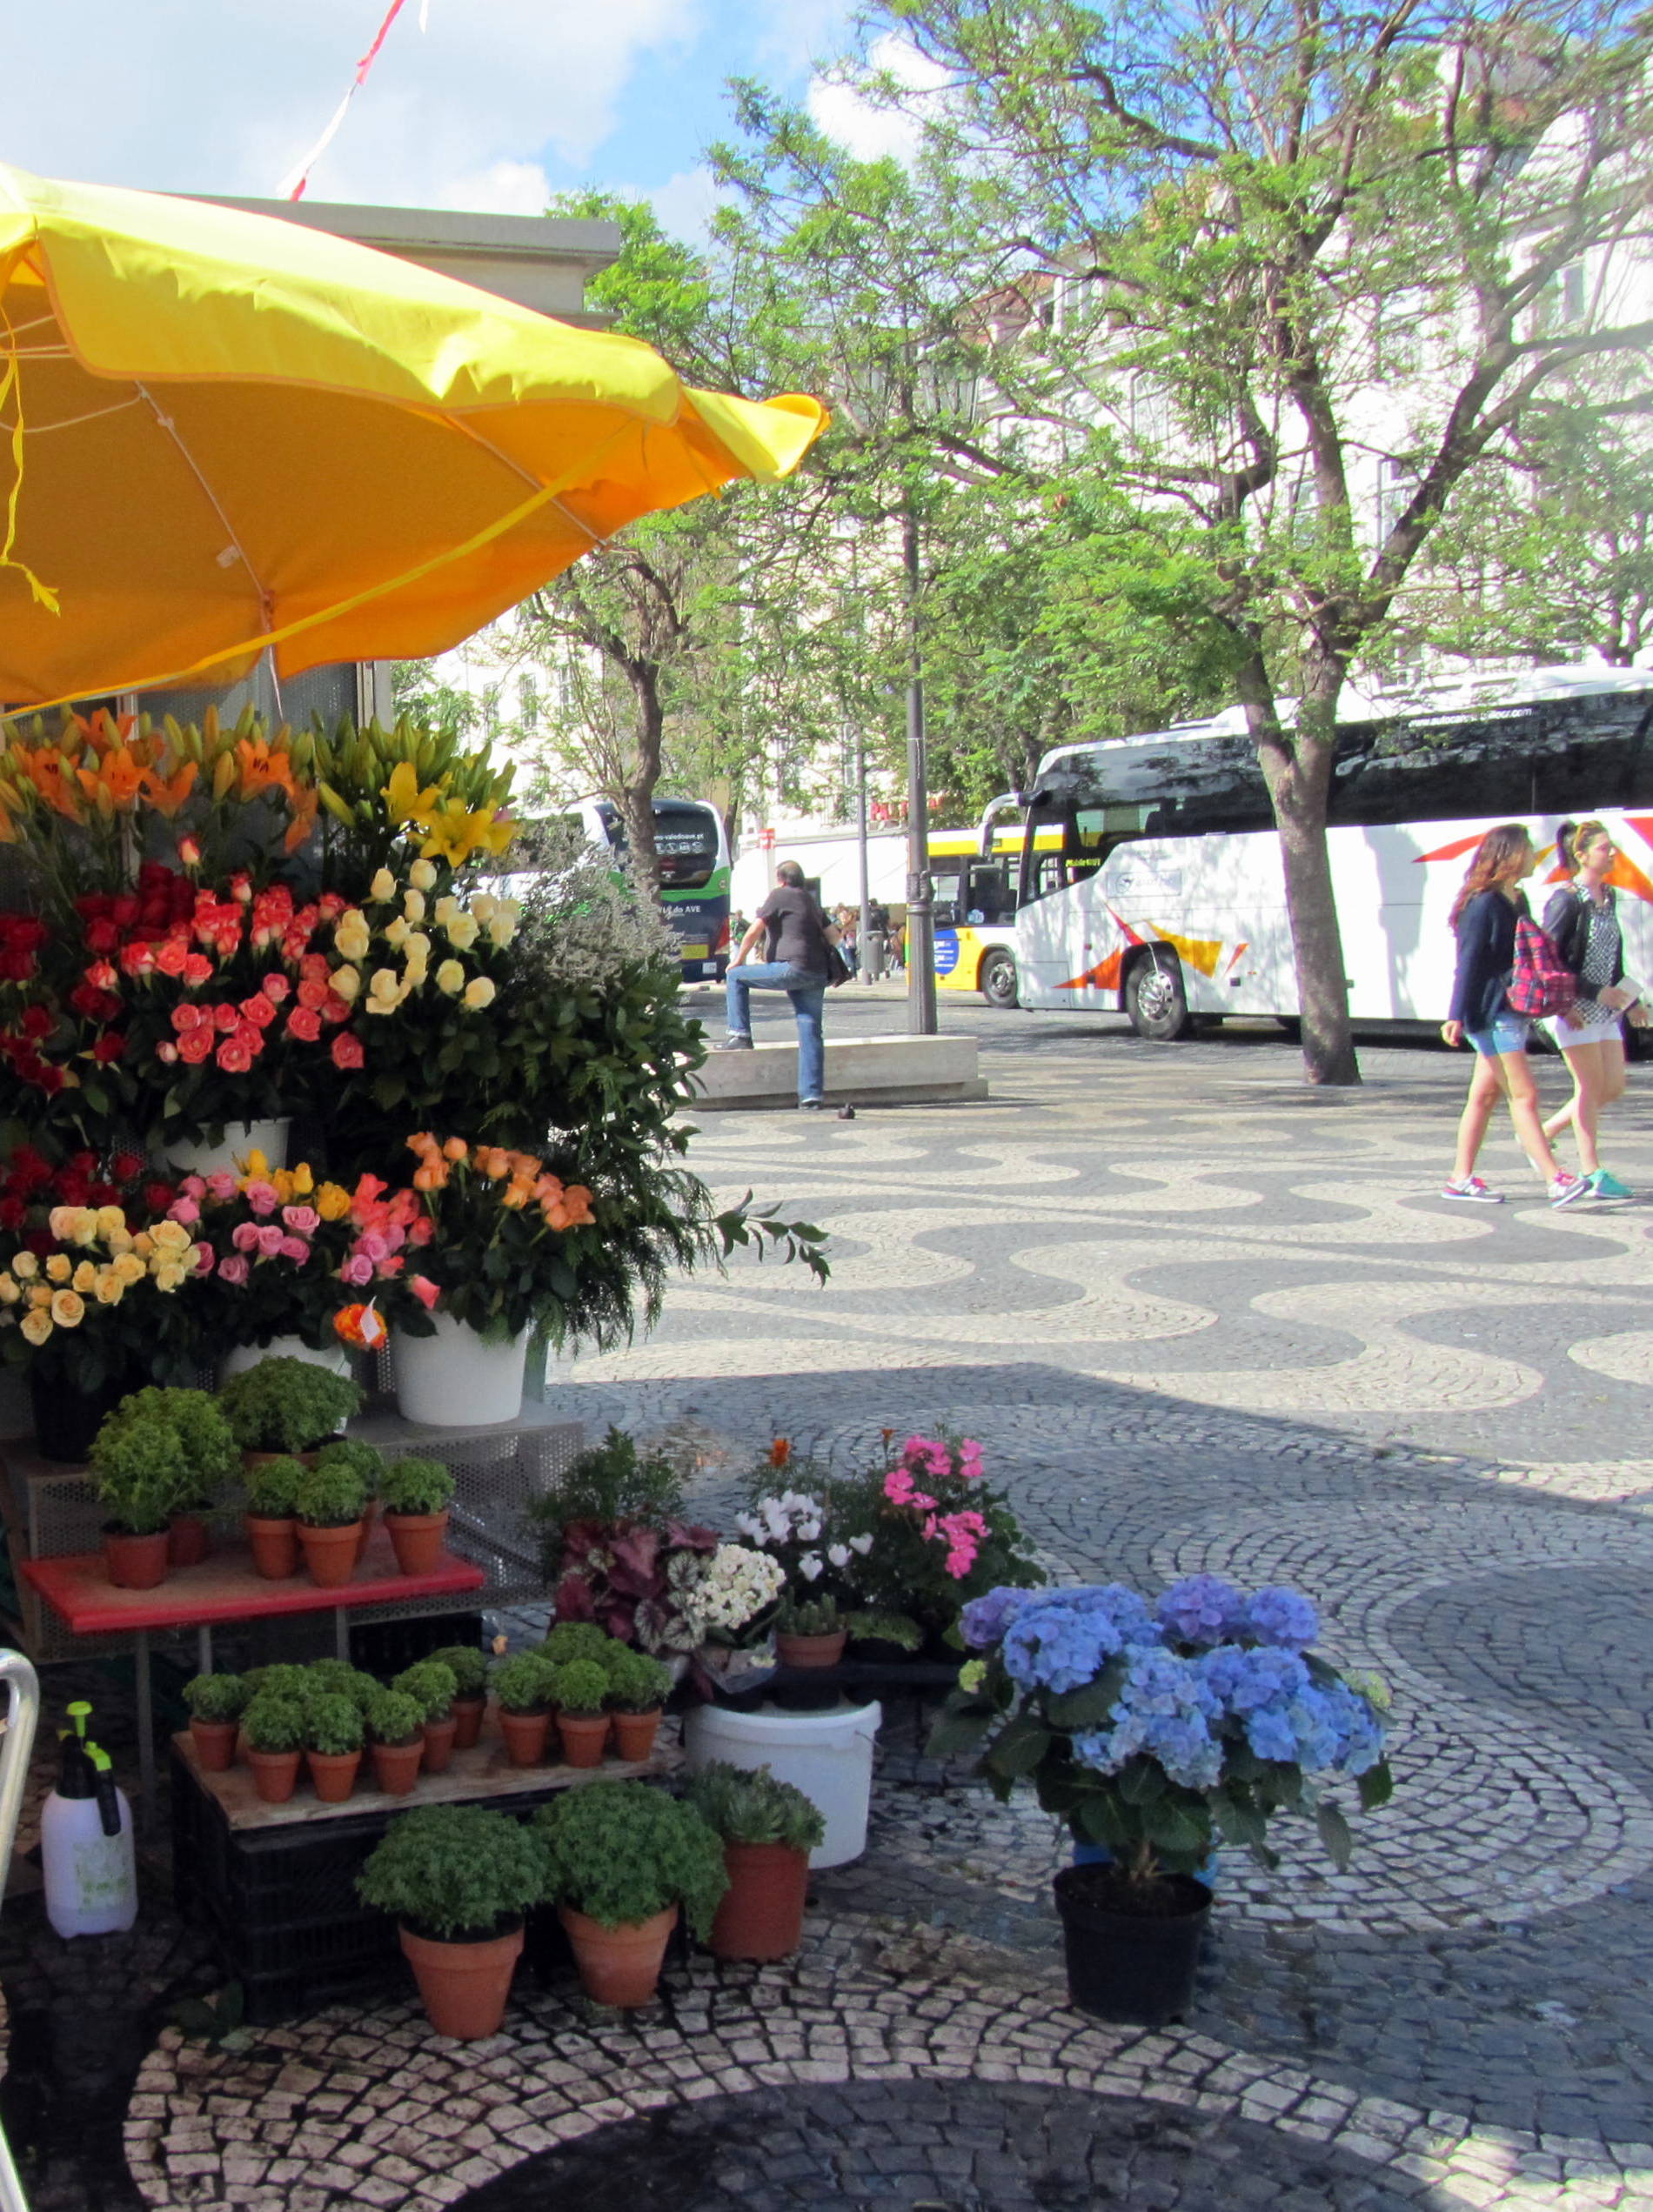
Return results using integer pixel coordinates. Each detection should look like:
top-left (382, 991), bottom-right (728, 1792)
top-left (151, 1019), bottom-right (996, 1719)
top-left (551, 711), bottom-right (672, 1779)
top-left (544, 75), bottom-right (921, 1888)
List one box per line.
top-left (595, 800), bottom-right (724, 889)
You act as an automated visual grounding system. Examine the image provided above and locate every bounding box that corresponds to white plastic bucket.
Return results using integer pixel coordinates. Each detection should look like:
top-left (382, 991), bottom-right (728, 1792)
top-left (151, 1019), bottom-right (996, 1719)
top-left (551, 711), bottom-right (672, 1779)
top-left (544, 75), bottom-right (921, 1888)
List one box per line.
top-left (219, 1337), bottom-right (351, 1383)
top-left (167, 1118), bottom-right (291, 1177)
top-left (684, 1699), bottom-right (882, 1868)
top-left (394, 1314), bottom-right (527, 1427)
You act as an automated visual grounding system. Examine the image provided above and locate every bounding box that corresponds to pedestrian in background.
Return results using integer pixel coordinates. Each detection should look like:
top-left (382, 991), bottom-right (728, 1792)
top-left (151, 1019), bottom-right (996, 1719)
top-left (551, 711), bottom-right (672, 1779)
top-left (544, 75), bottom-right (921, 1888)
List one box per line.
top-left (1541, 818), bottom-right (1646, 1200)
top-left (719, 860), bottom-right (841, 1109)
top-left (1440, 822), bottom-right (1588, 1207)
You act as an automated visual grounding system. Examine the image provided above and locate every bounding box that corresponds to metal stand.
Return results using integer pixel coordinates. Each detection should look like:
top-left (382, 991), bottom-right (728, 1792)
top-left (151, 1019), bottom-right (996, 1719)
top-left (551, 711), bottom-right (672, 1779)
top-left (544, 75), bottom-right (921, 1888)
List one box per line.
top-left (0, 1647), bottom-right (40, 2212)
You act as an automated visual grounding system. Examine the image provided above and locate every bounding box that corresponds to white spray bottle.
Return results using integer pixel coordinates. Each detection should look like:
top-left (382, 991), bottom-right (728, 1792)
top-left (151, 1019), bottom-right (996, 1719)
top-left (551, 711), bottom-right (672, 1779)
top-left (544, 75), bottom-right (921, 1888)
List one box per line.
top-left (41, 1700), bottom-right (137, 1938)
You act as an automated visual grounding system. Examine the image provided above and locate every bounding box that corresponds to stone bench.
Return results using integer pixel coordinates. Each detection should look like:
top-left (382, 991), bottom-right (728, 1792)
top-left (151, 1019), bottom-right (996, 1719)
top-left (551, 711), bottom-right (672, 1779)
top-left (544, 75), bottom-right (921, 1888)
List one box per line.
top-left (686, 1032), bottom-right (987, 1112)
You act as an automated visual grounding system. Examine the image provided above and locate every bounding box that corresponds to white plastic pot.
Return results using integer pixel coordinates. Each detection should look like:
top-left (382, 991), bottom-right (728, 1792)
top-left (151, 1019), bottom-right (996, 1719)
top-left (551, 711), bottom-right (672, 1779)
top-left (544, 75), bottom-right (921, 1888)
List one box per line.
top-left (166, 1118), bottom-right (291, 1177)
top-left (683, 1699), bottom-right (882, 1868)
top-left (394, 1314), bottom-right (527, 1427)
top-left (219, 1336), bottom-right (351, 1383)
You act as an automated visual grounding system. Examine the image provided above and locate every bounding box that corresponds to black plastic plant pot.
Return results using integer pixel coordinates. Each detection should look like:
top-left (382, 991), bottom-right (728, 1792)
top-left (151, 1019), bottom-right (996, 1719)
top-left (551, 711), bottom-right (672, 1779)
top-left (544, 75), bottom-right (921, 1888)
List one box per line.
top-left (1052, 1866), bottom-right (1212, 2028)
top-left (30, 1365), bottom-right (144, 1464)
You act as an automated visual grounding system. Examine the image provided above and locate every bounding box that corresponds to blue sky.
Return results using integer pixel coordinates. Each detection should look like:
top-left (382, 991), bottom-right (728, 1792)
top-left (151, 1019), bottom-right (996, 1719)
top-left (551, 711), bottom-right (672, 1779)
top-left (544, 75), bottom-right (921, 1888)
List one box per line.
top-left (4, 0), bottom-right (870, 238)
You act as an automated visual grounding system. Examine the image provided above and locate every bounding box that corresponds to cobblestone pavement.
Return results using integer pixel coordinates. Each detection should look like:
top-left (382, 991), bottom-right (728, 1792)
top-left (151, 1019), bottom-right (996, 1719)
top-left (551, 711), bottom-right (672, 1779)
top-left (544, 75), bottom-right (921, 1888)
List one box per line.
top-left (16, 1018), bottom-right (1653, 2209)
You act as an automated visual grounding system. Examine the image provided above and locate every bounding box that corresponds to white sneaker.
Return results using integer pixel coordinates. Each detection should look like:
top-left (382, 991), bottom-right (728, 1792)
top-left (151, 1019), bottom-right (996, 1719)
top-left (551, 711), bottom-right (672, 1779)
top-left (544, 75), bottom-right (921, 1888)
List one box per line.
top-left (1549, 1173), bottom-right (1589, 1208)
top-left (1442, 1176), bottom-right (1502, 1203)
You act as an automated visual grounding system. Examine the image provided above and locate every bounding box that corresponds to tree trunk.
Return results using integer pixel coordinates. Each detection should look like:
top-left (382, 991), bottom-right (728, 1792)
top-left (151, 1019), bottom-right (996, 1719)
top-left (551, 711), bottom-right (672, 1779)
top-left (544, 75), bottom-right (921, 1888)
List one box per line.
top-left (619, 678), bottom-right (666, 911)
top-left (1251, 682), bottom-right (1361, 1087)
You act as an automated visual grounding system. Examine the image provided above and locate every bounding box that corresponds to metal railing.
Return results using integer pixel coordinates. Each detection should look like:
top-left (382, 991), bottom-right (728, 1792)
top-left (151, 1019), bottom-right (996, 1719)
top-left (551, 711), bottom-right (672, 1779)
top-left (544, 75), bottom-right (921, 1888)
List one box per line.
top-left (0, 1648), bottom-right (37, 2212)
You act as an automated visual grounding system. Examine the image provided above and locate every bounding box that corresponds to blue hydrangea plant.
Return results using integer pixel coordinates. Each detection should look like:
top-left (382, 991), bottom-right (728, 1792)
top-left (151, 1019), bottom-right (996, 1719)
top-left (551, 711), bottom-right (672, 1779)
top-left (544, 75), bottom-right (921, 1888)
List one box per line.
top-left (932, 1574), bottom-right (1393, 1888)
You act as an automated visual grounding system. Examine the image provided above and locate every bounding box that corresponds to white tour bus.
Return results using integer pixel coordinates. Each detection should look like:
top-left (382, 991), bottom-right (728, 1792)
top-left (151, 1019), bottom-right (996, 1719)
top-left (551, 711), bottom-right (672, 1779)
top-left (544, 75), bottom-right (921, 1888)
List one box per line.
top-left (1010, 670), bottom-right (1653, 1038)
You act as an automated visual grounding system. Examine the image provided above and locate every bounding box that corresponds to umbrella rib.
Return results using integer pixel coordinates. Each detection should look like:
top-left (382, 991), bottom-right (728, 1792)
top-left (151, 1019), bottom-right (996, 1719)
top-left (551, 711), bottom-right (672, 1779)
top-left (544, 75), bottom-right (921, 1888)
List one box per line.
top-left (134, 380), bottom-right (274, 631)
top-left (438, 413), bottom-right (604, 549)
top-left (27, 395), bottom-right (145, 436)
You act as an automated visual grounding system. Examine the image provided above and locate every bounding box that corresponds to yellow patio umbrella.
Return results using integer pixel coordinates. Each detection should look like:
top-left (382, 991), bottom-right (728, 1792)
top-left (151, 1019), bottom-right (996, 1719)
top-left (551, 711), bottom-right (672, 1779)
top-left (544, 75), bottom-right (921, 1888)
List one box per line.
top-left (0, 162), bottom-right (826, 709)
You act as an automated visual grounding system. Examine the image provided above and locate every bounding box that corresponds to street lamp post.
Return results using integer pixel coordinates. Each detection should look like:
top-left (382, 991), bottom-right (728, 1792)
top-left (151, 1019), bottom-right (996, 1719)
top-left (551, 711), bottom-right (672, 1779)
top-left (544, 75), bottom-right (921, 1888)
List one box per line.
top-left (902, 504), bottom-right (937, 1034)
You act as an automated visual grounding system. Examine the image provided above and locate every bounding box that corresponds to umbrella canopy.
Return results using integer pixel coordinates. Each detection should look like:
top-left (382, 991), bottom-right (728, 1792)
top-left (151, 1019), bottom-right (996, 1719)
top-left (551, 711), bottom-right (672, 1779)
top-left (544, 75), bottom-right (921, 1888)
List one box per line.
top-left (0, 163), bottom-right (826, 708)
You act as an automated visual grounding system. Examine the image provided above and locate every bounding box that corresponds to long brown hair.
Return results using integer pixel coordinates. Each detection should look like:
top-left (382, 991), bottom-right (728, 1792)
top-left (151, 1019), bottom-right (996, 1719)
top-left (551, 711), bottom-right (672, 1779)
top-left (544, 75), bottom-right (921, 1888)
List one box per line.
top-left (1449, 823), bottom-right (1532, 929)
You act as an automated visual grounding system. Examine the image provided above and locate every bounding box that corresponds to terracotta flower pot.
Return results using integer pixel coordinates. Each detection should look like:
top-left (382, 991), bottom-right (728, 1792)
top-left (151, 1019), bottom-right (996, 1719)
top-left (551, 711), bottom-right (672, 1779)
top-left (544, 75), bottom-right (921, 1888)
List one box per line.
top-left (611, 1708), bottom-right (662, 1764)
top-left (399, 1920), bottom-right (524, 2041)
top-left (189, 1717), bottom-right (238, 1774)
top-left (104, 1528), bottom-right (169, 1590)
top-left (244, 1513), bottom-right (299, 1580)
top-left (385, 1507), bottom-right (449, 1577)
top-left (497, 1708), bottom-right (550, 1768)
top-left (298, 1520), bottom-right (363, 1588)
top-left (370, 1735), bottom-right (425, 1796)
top-left (354, 1499), bottom-right (378, 1567)
top-left (246, 1748), bottom-right (302, 1804)
top-left (166, 1514), bottom-right (211, 1568)
top-left (306, 1748), bottom-right (361, 1803)
top-left (775, 1629), bottom-right (847, 1669)
top-left (556, 1712), bottom-right (610, 1769)
top-left (420, 1714), bottom-right (458, 1774)
top-left (451, 1694), bottom-right (485, 1750)
top-left (559, 1902), bottom-right (677, 2008)
top-left (709, 1841), bottom-right (810, 1962)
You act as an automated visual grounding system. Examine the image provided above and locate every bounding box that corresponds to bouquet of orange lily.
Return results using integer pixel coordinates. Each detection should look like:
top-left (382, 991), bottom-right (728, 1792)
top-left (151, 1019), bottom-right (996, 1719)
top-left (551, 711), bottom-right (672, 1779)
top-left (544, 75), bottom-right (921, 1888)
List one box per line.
top-left (385, 1133), bottom-right (599, 1344)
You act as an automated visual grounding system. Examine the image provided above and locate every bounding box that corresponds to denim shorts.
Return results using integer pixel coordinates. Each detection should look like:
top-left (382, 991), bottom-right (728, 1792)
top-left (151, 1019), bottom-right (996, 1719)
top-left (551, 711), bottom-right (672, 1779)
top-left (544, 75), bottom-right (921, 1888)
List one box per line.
top-left (1463, 1012), bottom-right (1529, 1058)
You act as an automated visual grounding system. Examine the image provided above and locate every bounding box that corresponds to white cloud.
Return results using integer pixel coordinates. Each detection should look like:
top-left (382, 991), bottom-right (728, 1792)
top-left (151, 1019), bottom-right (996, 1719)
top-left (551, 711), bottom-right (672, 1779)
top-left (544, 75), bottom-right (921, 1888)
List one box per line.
top-left (5, 0), bottom-right (702, 209)
top-left (436, 160), bottom-right (555, 219)
top-left (804, 33), bottom-right (949, 165)
top-left (646, 164), bottom-right (725, 246)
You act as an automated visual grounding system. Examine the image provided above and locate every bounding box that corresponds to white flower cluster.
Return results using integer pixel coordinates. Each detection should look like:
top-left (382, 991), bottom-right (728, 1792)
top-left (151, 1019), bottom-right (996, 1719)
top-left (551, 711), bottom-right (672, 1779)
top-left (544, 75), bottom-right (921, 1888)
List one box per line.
top-left (699, 1545), bottom-right (786, 1634)
top-left (737, 1491), bottom-right (825, 1546)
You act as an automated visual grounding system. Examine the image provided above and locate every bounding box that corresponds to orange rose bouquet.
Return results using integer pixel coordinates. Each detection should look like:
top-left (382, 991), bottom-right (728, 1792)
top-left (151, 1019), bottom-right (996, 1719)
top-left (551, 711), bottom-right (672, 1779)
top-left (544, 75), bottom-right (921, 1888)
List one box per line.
top-left (384, 1133), bottom-right (597, 1345)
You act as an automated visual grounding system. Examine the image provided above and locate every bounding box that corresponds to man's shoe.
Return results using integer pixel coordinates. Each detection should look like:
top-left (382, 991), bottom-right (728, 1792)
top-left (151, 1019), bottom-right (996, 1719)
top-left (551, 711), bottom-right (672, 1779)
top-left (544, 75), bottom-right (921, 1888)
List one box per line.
top-left (798, 1096), bottom-right (827, 1111)
top-left (1587, 1168), bottom-right (1635, 1200)
top-left (718, 1034), bottom-right (754, 1051)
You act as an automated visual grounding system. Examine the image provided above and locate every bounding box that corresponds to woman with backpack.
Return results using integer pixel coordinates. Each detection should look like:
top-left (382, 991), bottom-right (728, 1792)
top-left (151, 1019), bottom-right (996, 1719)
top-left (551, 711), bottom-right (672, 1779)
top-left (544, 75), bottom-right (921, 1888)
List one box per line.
top-left (1440, 822), bottom-right (1589, 1207)
top-left (1538, 819), bottom-right (1647, 1200)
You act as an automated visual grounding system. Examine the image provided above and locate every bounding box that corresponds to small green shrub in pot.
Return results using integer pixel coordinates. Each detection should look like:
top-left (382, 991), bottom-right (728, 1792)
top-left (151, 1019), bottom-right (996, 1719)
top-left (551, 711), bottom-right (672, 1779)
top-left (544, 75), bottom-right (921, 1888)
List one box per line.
top-left (311, 1438), bottom-right (384, 1494)
top-left (393, 1660), bottom-right (458, 1722)
top-left (549, 1659), bottom-right (608, 1720)
top-left (430, 1645), bottom-right (489, 1699)
top-left (365, 1687), bottom-right (424, 1747)
top-left (539, 1621), bottom-right (612, 1666)
top-left (293, 1461), bottom-right (367, 1529)
top-left (218, 1357), bottom-right (362, 1455)
top-left (241, 1693), bottom-right (306, 1754)
top-left (97, 1387), bottom-right (238, 1512)
top-left (304, 1693), bottom-right (365, 1757)
top-left (684, 1761), bottom-right (826, 1854)
top-left (604, 1649), bottom-right (673, 1716)
top-left (380, 1457), bottom-right (455, 1516)
top-left (243, 1455), bottom-right (307, 1518)
top-left (90, 1420), bottom-right (185, 1535)
top-left (305, 1659), bottom-right (379, 1711)
top-left (356, 1803), bottom-right (550, 2039)
top-left (183, 1673), bottom-right (251, 1724)
top-left (241, 1662), bottom-right (311, 1701)
top-left (492, 1653), bottom-right (556, 1714)
top-left (534, 1781), bottom-right (727, 1939)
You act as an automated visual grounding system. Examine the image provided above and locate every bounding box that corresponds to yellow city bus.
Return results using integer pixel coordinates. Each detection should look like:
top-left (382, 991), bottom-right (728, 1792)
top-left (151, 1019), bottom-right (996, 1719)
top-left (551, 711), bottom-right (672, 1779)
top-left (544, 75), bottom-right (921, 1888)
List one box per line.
top-left (929, 805), bottom-right (1060, 1008)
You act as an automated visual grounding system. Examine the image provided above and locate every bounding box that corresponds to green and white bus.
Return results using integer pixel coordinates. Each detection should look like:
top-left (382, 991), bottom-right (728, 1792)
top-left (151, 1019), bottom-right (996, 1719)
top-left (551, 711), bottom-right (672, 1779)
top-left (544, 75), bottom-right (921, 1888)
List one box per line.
top-left (573, 797), bottom-right (733, 983)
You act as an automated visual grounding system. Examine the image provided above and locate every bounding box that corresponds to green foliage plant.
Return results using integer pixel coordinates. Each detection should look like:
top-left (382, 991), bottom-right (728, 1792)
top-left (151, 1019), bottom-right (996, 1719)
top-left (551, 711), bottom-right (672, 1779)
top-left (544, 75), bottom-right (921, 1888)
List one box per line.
top-left (491, 1652), bottom-right (557, 1715)
top-left (683, 1761), bottom-right (826, 1854)
top-left (311, 1438), bottom-right (385, 1498)
top-left (182, 1673), bottom-right (250, 1723)
top-left (95, 1387), bottom-right (238, 1511)
top-left (549, 1659), bottom-right (609, 1719)
top-left (365, 1687), bottom-right (424, 1748)
top-left (241, 1662), bottom-right (311, 1702)
top-left (525, 1427), bottom-right (685, 1581)
top-left (357, 1804), bottom-right (549, 1942)
top-left (379, 1455), bottom-right (456, 1517)
top-left (533, 1780), bottom-right (727, 1938)
top-left (217, 1357), bottom-right (362, 1454)
top-left (90, 1420), bottom-right (185, 1534)
top-left (305, 1660), bottom-right (378, 1711)
top-left (304, 1693), bottom-right (365, 1757)
top-left (845, 1610), bottom-right (922, 1653)
top-left (292, 1460), bottom-right (366, 1530)
top-left (429, 1644), bottom-right (489, 1698)
top-left (242, 1454), bottom-right (307, 1519)
top-left (393, 1659), bottom-right (458, 1722)
top-left (538, 1621), bottom-right (613, 1666)
top-left (241, 1693), bottom-right (306, 1755)
top-left (603, 1648), bottom-right (672, 1714)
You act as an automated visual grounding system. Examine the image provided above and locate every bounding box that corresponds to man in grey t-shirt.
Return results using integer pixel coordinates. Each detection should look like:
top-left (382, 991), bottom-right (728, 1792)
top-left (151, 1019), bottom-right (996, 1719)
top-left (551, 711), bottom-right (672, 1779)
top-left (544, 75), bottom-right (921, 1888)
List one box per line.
top-left (719, 860), bottom-right (840, 1108)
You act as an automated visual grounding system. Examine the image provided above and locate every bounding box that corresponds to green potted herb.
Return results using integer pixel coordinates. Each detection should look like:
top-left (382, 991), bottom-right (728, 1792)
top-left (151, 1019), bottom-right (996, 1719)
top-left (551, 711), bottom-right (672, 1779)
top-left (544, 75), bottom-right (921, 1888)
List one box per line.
top-left (549, 1658), bottom-right (611, 1768)
top-left (291, 1459), bottom-right (367, 1588)
top-left (182, 1671), bottom-right (251, 1773)
top-left (392, 1659), bottom-right (459, 1773)
top-left (218, 1356), bottom-right (362, 1460)
top-left (242, 1453), bottom-right (307, 1580)
top-left (774, 1594), bottom-right (846, 1670)
top-left (304, 1691), bottom-right (365, 1802)
top-left (602, 1647), bottom-right (673, 1764)
top-left (89, 1413), bottom-right (185, 1590)
top-left (241, 1691), bottom-right (307, 1804)
top-left (311, 1438), bottom-right (385, 1566)
top-left (539, 1621), bottom-right (613, 1665)
top-left (429, 1644), bottom-right (489, 1748)
top-left (491, 1652), bottom-right (558, 1768)
top-left (683, 1761), bottom-right (825, 1961)
top-left (365, 1687), bottom-right (426, 1797)
top-left (378, 1454), bottom-right (457, 1576)
top-left (357, 1804), bottom-right (548, 2040)
top-left (95, 1387), bottom-right (238, 1567)
top-left (304, 1659), bottom-right (379, 1711)
top-left (533, 1781), bottom-right (726, 2008)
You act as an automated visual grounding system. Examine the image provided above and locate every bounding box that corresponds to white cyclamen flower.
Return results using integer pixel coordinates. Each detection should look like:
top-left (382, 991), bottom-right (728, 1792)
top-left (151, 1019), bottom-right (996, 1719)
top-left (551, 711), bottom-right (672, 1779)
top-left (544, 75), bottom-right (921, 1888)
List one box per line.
top-left (849, 1534), bottom-right (874, 1555)
top-left (798, 1553), bottom-right (824, 1582)
top-left (826, 1543), bottom-right (851, 1569)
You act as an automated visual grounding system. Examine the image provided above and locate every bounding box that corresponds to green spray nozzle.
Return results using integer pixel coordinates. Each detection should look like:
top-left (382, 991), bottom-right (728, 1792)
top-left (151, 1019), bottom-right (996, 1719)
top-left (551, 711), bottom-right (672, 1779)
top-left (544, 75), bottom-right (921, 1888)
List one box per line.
top-left (87, 1746), bottom-right (110, 1772)
top-left (66, 1701), bottom-right (91, 1739)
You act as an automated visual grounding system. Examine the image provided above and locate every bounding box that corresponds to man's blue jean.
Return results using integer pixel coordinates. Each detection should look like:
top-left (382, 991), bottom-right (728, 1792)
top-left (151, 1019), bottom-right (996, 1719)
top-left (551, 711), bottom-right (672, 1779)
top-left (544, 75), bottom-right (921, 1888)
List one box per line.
top-left (726, 962), bottom-right (826, 1099)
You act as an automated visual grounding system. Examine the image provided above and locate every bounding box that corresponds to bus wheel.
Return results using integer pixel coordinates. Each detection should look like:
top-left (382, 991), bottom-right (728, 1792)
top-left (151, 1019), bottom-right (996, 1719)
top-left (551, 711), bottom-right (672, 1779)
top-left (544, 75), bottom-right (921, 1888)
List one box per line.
top-left (1275, 1015), bottom-right (1302, 1039)
top-left (980, 950), bottom-right (1019, 1008)
top-left (1125, 950), bottom-right (1191, 1040)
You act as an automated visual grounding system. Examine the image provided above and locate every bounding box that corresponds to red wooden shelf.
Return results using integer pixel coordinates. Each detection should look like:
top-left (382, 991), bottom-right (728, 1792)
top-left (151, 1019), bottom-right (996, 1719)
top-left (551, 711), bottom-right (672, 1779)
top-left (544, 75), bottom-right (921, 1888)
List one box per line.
top-left (19, 1530), bottom-right (485, 1636)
